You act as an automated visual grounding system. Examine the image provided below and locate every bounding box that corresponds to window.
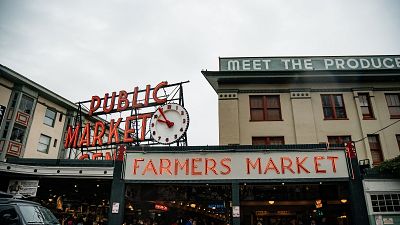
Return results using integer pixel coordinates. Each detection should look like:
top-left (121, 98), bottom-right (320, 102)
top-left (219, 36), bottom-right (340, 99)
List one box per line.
top-left (43, 108), bottom-right (56, 127)
top-left (385, 94), bottom-right (400, 118)
top-left (368, 134), bottom-right (383, 165)
top-left (327, 136), bottom-right (351, 145)
top-left (37, 134), bottom-right (51, 154)
top-left (358, 93), bottom-right (374, 119)
top-left (10, 125), bottom-right (25, 143)
top-left (321, 94), bottom-right (347, 119)
top-left (252, 136), bottom-right (285, 145)
top-left (18, 95), bottom-right (34, 114)
top-left (250, 95), bottom-right (282, 121)
top-left (371, 194), bottom-right (400, 212)
top-left (397, 135), bottom-right (400, 151)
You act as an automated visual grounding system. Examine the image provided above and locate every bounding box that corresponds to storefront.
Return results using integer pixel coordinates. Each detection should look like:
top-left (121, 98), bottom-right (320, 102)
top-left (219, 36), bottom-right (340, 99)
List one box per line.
top-left (113, 145), bottom-right (356, 225)
top-left (0, 158), bottom-right (114, 224)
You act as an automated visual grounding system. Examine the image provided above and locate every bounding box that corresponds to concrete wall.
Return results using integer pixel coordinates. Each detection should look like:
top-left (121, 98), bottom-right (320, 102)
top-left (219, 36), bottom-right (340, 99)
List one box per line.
top-left (24, 96), bottom-right (67, 159)
top-left (218, 81), bottom-right (400, 163)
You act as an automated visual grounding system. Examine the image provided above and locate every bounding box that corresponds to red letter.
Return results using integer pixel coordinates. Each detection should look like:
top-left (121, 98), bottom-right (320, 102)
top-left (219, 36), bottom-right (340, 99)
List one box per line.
top-left (160, 159), bottom-right (172, 175)
top-left (79, 154), bottom-right (89, 160)
top-left (64, 124), bottom-right (80, 148)
top-left (175, 159), bottom-right (189, 175)
top-left (107, 118), bottom-right (122, 144)
top-left (327, 156), bottom-right (338, 173)
top-left (246, 158), bottom-right (261, 174)
top-left (220, 158), bottom-right (231, 175)
top-left (264, 157), bottom-right (280, 174)
top-left (123, 116), bottom-right (136, 143)
top-left (103, 92), bottom-right (116, 113)
top-left (296, 157), bottom-right (310, 174)
top-left (132, 86), bottom-right (143, 108)
top-left (92, 153), bottom-right (103, 160)
top-left (205, 158), bottom-right (218, 175)
top-left (117, 90), bottom-right (129, 112)
top-left (153, 81), bottom-right (168, 104)
top-left (133, 158), bottom-right (144, 175)
top-left (78, 123), bottom-right (91, 147)
top-left (144, 85), bottom-right (150, 106)
top-left (281, 157), bottom-right (295, 174)
top-left (314, 156), bottom-right (326, 173)
top-left (142, 160), bottom-right (158, 175)
top-left (191, 158), bottom-right (202, 175)
top-left (92, 121), bottom-right (105, 147)
top-left (105, 152), bottom-right (112, 160)
top-left (89, 96), bottom-right (101, 116)
top-left (139, 113), bottom-right (152, 141)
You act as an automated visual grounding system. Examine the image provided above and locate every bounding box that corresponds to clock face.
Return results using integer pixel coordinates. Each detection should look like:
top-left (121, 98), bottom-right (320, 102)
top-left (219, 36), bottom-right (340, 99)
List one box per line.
top-left (150, 103), bottom-right (189, 144)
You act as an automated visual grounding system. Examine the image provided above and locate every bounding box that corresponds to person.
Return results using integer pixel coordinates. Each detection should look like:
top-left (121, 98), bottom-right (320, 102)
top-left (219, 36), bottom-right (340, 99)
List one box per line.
top-left (310, 219), bottom-right (317, 225)
top-left (185, 218), bottom-right (193, 225)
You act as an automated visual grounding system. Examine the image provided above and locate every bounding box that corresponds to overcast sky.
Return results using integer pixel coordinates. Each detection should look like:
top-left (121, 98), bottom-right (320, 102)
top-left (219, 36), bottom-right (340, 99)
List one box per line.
top-left (1, 0), bottom-right (399, 146)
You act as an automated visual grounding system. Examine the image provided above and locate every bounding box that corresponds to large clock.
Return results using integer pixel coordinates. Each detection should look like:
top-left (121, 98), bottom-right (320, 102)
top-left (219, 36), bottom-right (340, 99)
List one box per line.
top-left (150, 103), bottom-right (189, 144)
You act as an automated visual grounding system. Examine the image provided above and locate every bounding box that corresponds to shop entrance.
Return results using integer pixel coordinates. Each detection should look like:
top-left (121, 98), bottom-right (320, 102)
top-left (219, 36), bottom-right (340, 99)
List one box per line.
top-left (124, 183), bottom-right (232, 225)
top-left (240, 183), bottom-right (350, 225)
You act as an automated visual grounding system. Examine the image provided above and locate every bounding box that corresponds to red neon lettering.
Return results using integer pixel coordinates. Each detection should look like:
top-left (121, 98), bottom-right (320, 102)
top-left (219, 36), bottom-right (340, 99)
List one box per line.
top-left (296, 157), bottom-right (310, 174)
top-left (117, 90), bottom-right (129, 111)
top-left (78, 123), bottom-right (91, 147)
top-left (174, 159), bottom-right (189, 175)
top-left (103, 92), bottom-right (116, 113)
top-left (314, 156), bottom-right (326, 173)
top-left (79, 154), bottom-right (89, 160)
top-left (220, 158), bottom-right (231, 175)
top-left (105, 152), bottom-right (112, 160)
top-left (132, 86), bottom-right (143, 108)
top-left (191, 158), bottom-right (202, 175)
top-left (264, 157), bottom-right (280, 174)
top-left (327, 156), bottom-right (338, 173)
top-left (133, 158), bottom-right (144, 175)
top-left (89, 96), bottom-right (101, 116)
top-left (281, 157), bottom-right (295, 174)
top-left (92, 121), bottom-right (105, 147)
top-left (92, 153), bottom-right (103, 160)
top-left (246, 158), bottom-right (261, 174)
top-left (123, 116), bottom-right (136, 143)
top-left (107, 118), bottom-right (122, 144)
top-left (139, 113), bottom-right (152, 141)
top-left (144, 85), bottom-right (150, 107)
top-left (205, 158), bottom-right (218, 175)
top-left (160, 159), bottom-right (172, 175)
top-left (64, 124), bottom-right (80, 148)
top-left (142, 160), bottom-right (158, 175)
top-left (153, 81), bottom-right (168, 104)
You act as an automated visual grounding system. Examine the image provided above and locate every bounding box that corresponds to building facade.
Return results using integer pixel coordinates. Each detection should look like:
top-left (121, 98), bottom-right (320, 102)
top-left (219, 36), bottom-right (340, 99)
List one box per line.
top-left (203, 55), bottom-right (400, 225)
top-left (203, 55), bottom-right (400, 165)
top-left (0, 64), bottom-right (114, 160)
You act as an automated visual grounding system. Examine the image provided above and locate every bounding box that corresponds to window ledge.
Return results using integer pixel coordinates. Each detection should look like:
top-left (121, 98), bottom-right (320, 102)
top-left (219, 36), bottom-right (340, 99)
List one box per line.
top-left (362, 117), bottom-right (376, 120)
top-left (323, 118), bottom-right (349, 120)
top-left (250, 119), bottom-right (284, 122)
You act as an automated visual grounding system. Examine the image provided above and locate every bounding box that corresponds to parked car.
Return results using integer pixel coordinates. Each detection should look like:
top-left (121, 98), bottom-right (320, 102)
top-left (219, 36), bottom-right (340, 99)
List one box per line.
top-left (0, 197), bottom-right (60, 225)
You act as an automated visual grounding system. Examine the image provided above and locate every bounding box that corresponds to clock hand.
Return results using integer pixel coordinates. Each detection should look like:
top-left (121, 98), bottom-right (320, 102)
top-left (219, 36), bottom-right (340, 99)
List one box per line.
top-left (158, 108), bottom-right (174, 128)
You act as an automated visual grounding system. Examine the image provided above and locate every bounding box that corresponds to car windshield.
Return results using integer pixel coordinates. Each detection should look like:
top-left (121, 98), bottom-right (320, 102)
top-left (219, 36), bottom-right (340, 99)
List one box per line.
top-left (19, 205), bottom-right (60, 225)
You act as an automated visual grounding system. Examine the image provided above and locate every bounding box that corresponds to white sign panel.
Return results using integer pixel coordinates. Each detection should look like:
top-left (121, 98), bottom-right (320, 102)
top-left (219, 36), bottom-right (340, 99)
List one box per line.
top-left (7, 180), bottom-right (39, 197)
top-left (124, 150), bottom-right (348, 181)
top-left (112, 202), bottom-right (120, 214)
top-left (232, 206), bottom-right (240, 218)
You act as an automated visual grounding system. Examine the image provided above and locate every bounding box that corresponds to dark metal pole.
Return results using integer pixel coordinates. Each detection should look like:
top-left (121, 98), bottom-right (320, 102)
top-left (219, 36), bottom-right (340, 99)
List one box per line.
top-left (232, 182), bottom-right (240, 225)
top-left (108, 145), bottom-right (126, 225)
top-left (346, 142), bottom-right (370, 225)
